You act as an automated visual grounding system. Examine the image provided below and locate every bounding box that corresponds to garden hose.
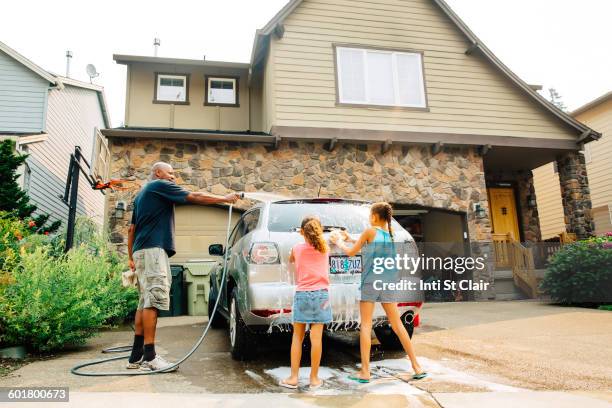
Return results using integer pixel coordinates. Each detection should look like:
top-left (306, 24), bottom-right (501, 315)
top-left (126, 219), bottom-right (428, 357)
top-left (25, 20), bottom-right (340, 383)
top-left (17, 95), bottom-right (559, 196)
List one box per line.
top-left (70, 202), bottom-right (237, 377)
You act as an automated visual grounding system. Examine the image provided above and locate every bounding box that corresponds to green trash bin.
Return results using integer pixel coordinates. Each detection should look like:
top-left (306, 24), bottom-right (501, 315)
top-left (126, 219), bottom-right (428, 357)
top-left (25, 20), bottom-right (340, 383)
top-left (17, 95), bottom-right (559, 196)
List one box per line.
top-left (184, 259), bottom-right (217, 316)
top-left (159, 265), bottom-right (186, 317)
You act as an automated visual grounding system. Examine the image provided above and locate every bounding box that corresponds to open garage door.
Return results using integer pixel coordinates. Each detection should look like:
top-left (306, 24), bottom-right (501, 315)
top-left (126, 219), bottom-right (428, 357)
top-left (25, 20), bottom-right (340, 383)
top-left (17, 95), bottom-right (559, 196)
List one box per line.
top-left (174, 205), bottom-right (240, 263)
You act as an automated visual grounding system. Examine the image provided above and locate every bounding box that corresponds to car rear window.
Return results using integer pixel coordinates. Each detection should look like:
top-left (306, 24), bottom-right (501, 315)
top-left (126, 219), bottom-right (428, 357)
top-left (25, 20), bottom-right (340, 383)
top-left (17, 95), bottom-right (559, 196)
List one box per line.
top-left (267, 203), bottom-right (402, 233)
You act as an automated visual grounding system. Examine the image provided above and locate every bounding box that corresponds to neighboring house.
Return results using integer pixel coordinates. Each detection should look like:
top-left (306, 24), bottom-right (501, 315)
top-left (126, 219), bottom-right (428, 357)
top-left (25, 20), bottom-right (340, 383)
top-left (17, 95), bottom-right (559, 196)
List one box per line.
top-left (102, 0), bottom-right (599, 299)
top-left (0, 40), bottom-right (111, 227)
top-left (534, 91), bottom-right (612, 237)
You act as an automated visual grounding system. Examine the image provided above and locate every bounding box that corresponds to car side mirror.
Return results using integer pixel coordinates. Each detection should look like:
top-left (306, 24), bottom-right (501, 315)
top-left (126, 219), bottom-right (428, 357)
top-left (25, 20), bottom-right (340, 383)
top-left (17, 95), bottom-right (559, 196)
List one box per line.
top-left (209, 244), bottom-right (224, 256)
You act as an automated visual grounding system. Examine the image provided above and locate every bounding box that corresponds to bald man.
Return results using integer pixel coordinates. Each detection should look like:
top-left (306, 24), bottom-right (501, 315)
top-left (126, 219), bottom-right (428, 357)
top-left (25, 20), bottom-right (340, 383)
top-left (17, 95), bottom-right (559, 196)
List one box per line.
top-left (127, 162), bottom-right (240, 372)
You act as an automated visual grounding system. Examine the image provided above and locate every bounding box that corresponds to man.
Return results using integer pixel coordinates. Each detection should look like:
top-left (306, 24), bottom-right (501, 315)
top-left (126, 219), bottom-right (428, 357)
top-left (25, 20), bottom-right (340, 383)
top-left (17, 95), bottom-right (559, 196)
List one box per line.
top-left (127, 162), bottom-right (240, 371)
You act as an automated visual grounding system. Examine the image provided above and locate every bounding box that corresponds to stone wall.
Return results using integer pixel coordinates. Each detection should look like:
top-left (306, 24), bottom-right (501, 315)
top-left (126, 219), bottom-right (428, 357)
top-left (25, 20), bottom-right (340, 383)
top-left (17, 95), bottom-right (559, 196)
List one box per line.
top-left (556, 151), bottom-right (594, 239)
top-left (107, 138), bottom-right (491, 243)
top-left (107, 137), bottom-right (494, 299)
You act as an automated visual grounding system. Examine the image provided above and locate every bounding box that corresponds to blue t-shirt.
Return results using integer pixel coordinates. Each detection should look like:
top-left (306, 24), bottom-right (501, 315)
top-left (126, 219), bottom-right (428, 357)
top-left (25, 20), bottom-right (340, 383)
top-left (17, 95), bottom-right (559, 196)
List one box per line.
top-left (131, 179), bottom-right (190, 257)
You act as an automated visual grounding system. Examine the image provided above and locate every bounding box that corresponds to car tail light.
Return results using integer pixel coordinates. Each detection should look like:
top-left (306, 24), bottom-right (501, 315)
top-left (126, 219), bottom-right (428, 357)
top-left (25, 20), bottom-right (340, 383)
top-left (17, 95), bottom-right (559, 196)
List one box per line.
top-left (251, 308), bottom-right (291, 318)
top-left (248, 242), bottom-right (280, 264)
top-left (397, 302), bottom-right (423, 307)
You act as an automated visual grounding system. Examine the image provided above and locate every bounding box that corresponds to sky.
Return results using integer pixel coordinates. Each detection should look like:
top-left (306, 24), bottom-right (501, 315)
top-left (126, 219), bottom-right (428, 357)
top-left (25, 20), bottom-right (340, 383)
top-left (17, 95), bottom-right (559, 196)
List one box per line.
top-left (1, 0), bottom-right (610, 127)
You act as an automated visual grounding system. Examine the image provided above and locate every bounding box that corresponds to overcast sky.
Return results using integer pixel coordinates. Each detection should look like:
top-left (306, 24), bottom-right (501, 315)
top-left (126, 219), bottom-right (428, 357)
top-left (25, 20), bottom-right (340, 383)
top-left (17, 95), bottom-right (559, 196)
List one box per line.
top-left (2, 0), bottom-right (610, 127)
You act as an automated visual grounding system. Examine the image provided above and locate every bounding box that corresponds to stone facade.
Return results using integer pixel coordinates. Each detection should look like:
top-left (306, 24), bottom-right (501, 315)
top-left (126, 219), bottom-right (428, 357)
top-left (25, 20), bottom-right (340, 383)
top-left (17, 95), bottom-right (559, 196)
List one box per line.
top-left (107, 138), bottom-right (492, 243)
top-left (107, 137), bottom-right (495, 298)
top-left (556, 151), bottom-right (594, 239)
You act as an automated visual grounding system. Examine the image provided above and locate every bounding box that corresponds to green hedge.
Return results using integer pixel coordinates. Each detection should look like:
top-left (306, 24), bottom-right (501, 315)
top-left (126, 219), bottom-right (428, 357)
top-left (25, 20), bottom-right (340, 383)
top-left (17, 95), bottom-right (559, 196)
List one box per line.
top-left (540, 234), bottom-right (612, 306)
top-left (0, 214), bottom-right (138, 353)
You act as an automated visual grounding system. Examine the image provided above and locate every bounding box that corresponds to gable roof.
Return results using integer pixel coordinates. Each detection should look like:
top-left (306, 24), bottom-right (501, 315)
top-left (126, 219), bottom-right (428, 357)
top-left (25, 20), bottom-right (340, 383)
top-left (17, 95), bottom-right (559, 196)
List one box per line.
top-left (0, 40), bottom-right (57, 84)
top-left (0, 40), bottom-right (111, 127)
top-left (572, 91), bottom-right (612, 117)
top-left (250, 0), bottom-right (600, 143)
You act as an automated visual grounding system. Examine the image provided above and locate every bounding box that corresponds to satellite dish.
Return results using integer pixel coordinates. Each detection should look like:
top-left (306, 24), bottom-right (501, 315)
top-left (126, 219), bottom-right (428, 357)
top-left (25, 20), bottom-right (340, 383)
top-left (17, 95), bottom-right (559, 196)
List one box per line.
top-left (86, 64), bottom-right (99, 83)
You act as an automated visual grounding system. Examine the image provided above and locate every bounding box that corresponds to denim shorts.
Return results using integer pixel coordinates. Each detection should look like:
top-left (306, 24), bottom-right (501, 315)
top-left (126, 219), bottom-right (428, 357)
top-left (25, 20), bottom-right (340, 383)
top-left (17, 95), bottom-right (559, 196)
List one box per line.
top-left (293, 289), bottom-right (332, 324)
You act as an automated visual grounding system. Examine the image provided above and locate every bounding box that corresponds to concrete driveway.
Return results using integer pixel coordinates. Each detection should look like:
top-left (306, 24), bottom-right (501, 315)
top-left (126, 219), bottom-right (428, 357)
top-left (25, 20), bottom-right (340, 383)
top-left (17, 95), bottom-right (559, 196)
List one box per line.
top-left (1, 301), bottom-right (611, 407)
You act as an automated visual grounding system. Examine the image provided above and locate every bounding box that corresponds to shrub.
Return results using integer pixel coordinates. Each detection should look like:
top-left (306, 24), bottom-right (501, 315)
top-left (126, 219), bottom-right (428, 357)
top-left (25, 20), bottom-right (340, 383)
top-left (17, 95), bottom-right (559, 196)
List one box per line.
top-left (0, 212), bottom-right (30, 277)
top-left (540, 234), bottom-right (612, 306)
top-left (0, 245), bottom-right (138, 352)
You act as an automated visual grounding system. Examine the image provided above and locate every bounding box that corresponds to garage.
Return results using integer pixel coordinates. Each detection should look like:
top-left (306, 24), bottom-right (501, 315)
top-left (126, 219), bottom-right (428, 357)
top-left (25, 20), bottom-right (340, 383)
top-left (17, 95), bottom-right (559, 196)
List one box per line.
top-left (174, 205), bottom-right (241, 263)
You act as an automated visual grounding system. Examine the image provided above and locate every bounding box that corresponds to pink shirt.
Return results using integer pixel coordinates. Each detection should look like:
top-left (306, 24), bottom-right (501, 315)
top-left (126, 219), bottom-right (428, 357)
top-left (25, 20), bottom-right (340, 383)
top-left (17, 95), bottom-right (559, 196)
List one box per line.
top-left (292, 242), bottom-right (330, 291)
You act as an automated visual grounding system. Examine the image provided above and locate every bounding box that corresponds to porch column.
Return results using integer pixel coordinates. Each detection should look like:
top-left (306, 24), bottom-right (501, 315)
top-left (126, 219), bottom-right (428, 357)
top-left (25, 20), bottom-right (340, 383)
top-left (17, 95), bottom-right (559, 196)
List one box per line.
top-left (516, 170), bottom-right (541, 242)
top-left (556, 151), bottom-right (594, 239)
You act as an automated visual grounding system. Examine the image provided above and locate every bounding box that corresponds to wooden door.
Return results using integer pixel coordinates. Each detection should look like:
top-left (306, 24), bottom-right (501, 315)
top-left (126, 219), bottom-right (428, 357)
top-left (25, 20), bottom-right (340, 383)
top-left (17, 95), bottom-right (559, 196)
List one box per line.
top-left (488, 188), bottom-right (520, 241)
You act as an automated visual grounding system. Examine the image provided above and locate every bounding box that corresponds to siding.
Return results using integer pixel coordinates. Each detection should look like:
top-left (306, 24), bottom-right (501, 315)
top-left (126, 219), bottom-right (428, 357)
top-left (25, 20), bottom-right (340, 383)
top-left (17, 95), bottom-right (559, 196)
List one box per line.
top-left (533, 98), bottom-right (612, 237)
top-left (269, 0), bottom-right (577, 140)
top-left (126, 63), bottom-right (251, 131)
top-left (592, 205), bottom-right (611, 236)
top-left (0, 50), bottom-right (49, 133)
top-left (576, 99), bottom-right (612, 209)
top-left (262, 43), bottom-right (276, 132)
top-left (532, 163), bottom-right (565, 239)
top-left (26, 85), bottom-right (106, 227)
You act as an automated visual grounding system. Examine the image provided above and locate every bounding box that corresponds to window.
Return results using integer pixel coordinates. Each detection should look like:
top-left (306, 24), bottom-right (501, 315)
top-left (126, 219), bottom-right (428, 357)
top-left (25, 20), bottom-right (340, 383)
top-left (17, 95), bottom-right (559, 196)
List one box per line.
top-left (205, 75), bottom-right (239, 106)
top-left (335, 46), bottom-right (427, 108)
top-left (229, 218), bottom-right (246, 249)
top-left (243, 209), bottom-right (260, 235)
top-left (154, 73), bottom-right (189, 104)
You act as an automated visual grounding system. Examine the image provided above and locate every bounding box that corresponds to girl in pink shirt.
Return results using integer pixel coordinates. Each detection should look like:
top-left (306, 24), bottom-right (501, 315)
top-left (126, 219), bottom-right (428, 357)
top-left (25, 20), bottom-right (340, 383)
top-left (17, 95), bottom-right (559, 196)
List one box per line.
top-left (280, 216), bottom-right (331, 390)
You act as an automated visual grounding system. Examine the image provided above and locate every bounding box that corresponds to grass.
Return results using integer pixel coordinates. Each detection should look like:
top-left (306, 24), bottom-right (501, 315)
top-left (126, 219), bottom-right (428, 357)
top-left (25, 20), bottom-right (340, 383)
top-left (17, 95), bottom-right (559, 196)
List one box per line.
top-left (598, 305), bottom-right (612, 311)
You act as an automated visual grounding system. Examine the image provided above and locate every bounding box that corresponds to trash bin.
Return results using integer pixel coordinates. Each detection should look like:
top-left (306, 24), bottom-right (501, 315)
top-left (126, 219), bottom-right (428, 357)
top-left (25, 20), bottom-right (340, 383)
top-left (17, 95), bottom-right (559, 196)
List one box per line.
top-left (159, 265), bottom-right (186, 317)
top-left (184, 259), bottom-right (218, 316)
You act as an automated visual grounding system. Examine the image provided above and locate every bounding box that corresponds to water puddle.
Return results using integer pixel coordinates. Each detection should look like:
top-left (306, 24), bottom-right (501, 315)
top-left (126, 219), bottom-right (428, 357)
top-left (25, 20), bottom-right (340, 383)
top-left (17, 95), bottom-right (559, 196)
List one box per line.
top-left (259, 356), bottom-right (522, 397)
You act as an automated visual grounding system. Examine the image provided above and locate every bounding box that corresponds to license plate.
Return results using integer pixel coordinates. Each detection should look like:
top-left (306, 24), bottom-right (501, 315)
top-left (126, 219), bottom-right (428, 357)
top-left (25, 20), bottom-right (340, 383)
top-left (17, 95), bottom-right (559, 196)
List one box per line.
top-left (329, 255), bottom-right (362, 274)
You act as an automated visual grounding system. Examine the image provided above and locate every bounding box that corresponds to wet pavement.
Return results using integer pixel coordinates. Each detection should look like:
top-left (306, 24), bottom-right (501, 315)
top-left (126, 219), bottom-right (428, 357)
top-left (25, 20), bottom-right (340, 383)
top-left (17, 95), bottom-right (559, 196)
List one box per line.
top-left (1, 302), bottom-right (611, 407)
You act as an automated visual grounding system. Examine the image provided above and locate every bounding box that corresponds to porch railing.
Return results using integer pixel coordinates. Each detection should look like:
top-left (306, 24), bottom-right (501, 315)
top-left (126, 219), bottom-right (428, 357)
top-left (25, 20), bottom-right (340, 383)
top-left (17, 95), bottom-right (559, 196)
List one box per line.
top-left (492, 233), bottom-right (513, 268)
top-left (492, 230), bottom-right (576, 298)
top-left (510, 241), bottom-right (540, 298)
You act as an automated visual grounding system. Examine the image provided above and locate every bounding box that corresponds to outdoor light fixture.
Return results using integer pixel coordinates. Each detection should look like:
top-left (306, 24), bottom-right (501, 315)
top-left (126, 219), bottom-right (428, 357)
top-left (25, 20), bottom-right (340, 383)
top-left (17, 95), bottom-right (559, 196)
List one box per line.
top-left (527, 194), bottom-right (537, 209)
top-left (115, 201), bottom-right (126, 219)
top-left (473, 203), bottom-right (486, 219)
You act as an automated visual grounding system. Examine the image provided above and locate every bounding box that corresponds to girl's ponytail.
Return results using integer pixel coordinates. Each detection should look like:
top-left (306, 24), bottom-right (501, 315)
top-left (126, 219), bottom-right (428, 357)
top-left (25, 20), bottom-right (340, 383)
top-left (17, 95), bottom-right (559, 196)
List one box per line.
top-left (301, 216), bottom-right (329, 254)
top-left (371, 202), bottom-right (394, 240)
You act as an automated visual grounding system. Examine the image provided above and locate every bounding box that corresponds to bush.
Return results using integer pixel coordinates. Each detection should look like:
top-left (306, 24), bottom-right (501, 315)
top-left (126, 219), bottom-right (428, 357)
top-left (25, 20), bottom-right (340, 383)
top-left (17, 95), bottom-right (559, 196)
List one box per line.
top-left (0, 214), bottom-right (138, 353)
top-left (0, 245), bottom-right (138, 352)
top-left (540, 234), bottom-right (612, 306)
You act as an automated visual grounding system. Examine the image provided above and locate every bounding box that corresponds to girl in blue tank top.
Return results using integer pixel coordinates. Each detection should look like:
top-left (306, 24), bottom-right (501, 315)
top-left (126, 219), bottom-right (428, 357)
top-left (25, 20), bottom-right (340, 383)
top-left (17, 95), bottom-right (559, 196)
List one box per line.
top-left (331, 202), bottom-right (427, 383)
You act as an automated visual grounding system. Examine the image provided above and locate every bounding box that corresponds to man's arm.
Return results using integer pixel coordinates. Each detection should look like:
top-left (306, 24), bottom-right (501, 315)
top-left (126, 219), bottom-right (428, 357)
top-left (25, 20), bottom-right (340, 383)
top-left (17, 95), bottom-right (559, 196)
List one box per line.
top-left (186, 192), bottom-right (240, 205)
top-left (128, 224), bottom-right (136, 271)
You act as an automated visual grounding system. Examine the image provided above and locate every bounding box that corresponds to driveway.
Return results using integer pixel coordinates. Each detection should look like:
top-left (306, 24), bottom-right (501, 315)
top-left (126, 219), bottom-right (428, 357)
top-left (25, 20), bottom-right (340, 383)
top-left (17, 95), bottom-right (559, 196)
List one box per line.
top-left (1, 301), bottom-right (611, 407)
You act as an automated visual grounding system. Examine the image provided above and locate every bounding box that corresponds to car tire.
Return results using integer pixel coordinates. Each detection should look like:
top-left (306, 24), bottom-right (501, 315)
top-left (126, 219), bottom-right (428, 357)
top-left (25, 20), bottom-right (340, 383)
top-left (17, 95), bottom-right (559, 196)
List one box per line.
top-left (207, 280), bottom-right (226, 329)
top-left (374, 311), bottom-right (415, 350)
top-left (229, 287), bottom-right (255, 361)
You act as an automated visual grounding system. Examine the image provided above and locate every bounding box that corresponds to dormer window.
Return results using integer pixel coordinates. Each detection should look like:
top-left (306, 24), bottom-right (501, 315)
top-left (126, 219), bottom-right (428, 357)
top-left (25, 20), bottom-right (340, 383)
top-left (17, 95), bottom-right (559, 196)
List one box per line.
top-left (205, 75), bottom-right (239, 107)
top-left (154, 73), bottom-right (189, 104)
top-left (334, 46), bottom-right (427, 109)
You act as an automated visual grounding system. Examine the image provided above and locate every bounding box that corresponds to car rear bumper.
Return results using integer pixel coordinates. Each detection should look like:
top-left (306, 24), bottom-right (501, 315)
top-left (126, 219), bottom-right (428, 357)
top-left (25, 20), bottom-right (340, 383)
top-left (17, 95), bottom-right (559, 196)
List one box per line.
top-left (241, 282), bottom-right (423, 329)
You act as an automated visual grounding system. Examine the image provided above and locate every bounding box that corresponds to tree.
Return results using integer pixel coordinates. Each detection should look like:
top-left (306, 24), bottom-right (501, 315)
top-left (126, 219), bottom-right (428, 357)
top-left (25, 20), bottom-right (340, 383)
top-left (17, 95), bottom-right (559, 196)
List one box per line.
top-left (0, 139), bottom-right (60, 234)
top-left (548, 88), bottom-right (567, 111)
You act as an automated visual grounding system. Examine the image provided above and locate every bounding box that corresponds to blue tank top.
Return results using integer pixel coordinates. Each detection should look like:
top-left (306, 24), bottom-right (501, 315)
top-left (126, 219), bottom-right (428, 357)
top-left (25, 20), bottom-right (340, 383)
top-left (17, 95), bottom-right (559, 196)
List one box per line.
top-left (361, 228), bottom-right (395, 289)
top-left (373, 227), bottom-right (391, 243)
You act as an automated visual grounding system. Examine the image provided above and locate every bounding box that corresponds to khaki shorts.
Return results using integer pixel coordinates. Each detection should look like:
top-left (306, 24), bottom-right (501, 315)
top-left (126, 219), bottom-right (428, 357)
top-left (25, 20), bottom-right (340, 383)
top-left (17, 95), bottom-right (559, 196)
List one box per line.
top-left (134, 247), bottom-right (171, 311)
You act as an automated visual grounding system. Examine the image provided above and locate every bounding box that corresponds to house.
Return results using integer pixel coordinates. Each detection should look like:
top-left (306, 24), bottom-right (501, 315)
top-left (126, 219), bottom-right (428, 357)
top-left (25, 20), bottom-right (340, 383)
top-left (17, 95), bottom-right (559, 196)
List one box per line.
top-left (101, 0), bottom-right (599, 299)
top-left (0, 40), bottom-right (111, 227)
top-left (534, 91), bottom-right (612, 238)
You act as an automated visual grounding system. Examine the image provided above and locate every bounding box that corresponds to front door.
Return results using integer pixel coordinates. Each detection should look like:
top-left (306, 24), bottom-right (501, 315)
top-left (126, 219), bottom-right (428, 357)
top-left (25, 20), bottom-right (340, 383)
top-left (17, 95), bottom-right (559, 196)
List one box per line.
top-left (488, 187), bottom-right (520, 241)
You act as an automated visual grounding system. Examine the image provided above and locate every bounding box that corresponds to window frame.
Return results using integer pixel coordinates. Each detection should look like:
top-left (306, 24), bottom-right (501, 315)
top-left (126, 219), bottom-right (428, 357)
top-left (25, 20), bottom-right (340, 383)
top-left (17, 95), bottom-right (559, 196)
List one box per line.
top-left (333, 44), bottom-right (429, 111)
top-left (153, 72), bottom-right (190, 105)
top-left (204, 75), bottom-right (240, 107)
